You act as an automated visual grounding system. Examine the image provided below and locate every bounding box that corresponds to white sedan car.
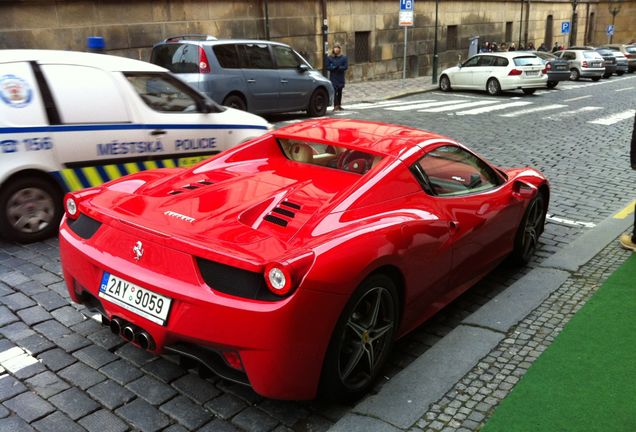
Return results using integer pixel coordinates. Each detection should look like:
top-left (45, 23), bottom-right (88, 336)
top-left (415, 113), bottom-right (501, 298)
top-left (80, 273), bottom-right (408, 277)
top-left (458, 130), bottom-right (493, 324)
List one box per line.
top-left (0, 50), bottom-right (270, 242)
top-left (439, 52), bottom-right (548, 96)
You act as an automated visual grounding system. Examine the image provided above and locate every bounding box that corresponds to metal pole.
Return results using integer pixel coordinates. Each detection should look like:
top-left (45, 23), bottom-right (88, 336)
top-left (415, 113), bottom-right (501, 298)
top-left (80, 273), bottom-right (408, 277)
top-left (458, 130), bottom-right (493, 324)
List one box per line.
top-left (432, 0), bottom-right (439, 85)
top-left (518, 0), bottom-right (523, 47)
top-left (321, 0), bottom-right (328, 76)
top-left (403, 26), bottom-right (408, 83)
top-left (264, 0), bottom-right (270, 40)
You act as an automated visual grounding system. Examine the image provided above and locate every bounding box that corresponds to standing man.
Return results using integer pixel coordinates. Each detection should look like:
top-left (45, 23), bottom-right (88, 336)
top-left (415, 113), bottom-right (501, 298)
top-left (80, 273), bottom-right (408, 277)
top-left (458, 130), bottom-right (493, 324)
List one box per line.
top-left (327, 43), bottom-right (348, 112)
top-left (619, 111), bottom-right (636, 251)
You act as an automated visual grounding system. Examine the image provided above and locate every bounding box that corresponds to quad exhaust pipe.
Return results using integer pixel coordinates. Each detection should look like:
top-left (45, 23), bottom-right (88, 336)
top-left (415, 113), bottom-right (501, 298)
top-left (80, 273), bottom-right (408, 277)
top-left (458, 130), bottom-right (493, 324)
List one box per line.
top-left (107, 316), bottom-right (155, 351)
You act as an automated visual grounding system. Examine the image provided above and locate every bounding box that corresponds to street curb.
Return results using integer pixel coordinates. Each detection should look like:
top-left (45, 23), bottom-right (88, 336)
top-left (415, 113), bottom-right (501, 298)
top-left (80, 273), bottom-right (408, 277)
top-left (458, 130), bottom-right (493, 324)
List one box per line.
top-left (328, 203), bottom-right (634, 431)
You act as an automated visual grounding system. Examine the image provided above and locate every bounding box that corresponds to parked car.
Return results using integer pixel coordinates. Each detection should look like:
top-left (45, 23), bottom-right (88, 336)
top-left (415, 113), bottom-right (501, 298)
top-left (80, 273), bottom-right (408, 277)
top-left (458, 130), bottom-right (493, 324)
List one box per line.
top-left (59, 118), bottom-right (549, 400)
top-left (612, 51), bottom-right (629, 75)
top-left (150, 35), bottom-right (334, 116)
top-left (597, 44), bottom-right (636, 72)
top-left (553, 50), bottom-right (605, 81)
top-left (531, 51), bottom-right (570, 88)
top-left (0, 49), bottom-right (270, 243)
top-left (439, 52), bottom-right (547, 96)
top-left (594, 48), bottom-right (618, 78)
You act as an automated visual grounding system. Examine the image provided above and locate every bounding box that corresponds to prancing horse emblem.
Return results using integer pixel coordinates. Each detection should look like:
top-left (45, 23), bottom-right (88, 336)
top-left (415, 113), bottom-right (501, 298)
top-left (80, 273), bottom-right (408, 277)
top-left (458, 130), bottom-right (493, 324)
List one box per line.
top-left (133, 241), bottom-right (144, 261)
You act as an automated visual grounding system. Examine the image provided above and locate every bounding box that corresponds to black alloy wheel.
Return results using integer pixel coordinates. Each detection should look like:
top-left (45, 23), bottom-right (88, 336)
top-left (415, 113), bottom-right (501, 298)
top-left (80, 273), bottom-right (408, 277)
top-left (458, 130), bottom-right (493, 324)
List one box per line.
top-left (439, 75), bottom-right (451, 92)
top-left (223, 94), bottom-right (247, 111)
top-left (320, 274), bottom-right (398, 401)
top-left (307, 88), bottom-right (328, 117)
top-left (510, 193), bottom-right (546, 265)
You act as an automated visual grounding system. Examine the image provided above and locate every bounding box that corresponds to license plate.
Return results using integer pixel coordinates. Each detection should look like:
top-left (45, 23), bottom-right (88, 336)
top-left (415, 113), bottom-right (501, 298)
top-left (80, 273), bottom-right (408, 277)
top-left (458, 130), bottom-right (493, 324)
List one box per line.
top-left (593, 62), bottom-right (601, 67)
top-left (525, 71), bottom-right (539, 76)
top-left (99, 272), bottom-right (172, 326)
top-left (556, 65), bottom-right (567, 70)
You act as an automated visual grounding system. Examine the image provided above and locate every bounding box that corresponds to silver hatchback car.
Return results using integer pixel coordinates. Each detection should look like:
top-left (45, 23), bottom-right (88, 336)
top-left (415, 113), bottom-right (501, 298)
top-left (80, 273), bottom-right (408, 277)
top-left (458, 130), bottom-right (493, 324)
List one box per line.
top-left (151, 35), bottom-right (334, 116)
top-left (554, 50), bottom-right (605, 81)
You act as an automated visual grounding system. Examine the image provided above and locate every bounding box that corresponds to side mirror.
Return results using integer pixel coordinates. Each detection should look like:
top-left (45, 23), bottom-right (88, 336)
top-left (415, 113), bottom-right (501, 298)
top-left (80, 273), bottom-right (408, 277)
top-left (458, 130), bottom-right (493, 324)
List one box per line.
top-left (297, 64), bottom-right (310, 73)
top-left (512, 180), bottom-right (538, 200)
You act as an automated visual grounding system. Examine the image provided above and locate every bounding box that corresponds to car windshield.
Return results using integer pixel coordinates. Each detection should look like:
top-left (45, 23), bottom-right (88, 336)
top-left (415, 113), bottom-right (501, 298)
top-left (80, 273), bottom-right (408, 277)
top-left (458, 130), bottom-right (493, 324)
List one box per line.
top-left (627, 46), bottom-right (636, 54)
top-left (513, 56), bottom-right (542, 66)
top-left (277, 139), bottom-right (382, 175)
top-left (583, 51), bottom-right (601, 59)
top-left (534, 52), bottom-right (555, 60)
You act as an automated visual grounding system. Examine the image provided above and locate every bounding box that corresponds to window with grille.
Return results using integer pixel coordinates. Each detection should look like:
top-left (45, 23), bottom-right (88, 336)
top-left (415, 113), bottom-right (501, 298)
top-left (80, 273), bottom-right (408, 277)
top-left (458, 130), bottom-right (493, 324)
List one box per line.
top-left (446, 26), bottom-right (458, 50)
top-left (354, 31), bottom-right (370, 63)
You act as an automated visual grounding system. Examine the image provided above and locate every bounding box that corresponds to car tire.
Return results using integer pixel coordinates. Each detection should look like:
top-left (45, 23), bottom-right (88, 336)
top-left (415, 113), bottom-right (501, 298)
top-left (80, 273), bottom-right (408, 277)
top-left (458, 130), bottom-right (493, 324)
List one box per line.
top-left (546, 81), bottom-right (558, 89)
top-left (319, 273), bottom-right (398, 402)
top-left (617, 71), bottom-right (625, 76)
top-left (522, 88), bottom-right (536, 95)
top-left (570, 68), bottom-right (580, 81)
top-left (486, 78), bottom-right (501, 96)
top-left (222, 94), bottom-right (247, 111)
top-left (439, 75), bottom-right (452, 92)
top-left (0, 176), bottom-right (63, 243)
top-left (591, 76), bottom-right (601, 82)
top-left (307, 88), bottom-right (328, 117)
top-left (602, 73), bottom-right (611, 79)
top-left (510, 192), bottom-right (546, 266)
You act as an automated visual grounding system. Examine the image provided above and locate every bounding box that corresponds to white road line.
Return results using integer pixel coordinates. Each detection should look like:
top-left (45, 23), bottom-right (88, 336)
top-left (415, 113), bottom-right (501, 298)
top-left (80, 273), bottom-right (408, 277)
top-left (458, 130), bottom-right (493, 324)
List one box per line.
top-left (500, 104), bottom-right (567, 118)
top-left (545, 106), bottom-right (603, 120)
top-left (418, 100), bottom-right (498, 113)
top-left (345, 99), bottom-right (435, 110)
top-left (431, 92), bottom-right (486, 99)
top-left (386, 100), bottom-right (468, 111)
top-left (546, 214), bottom-right (596, 228)
top-left (588, 109), bottom-right (636, 125)
top-left (563, 95), bottom-right (592, 102)
top-left (615, 87), bottom-right (634, 92)
top-left (333, 111), bottom-right (355, 116)
top-left (455, 101), bottom-right (532, 115)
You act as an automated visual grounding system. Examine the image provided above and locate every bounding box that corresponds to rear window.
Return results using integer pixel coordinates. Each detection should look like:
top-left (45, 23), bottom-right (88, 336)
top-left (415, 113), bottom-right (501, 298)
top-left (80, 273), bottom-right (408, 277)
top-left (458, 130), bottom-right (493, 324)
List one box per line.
top-left (151, 44), bottom-right (199, 73)
top-left (213, 44), bottom-right (240, 69)
top-left (627, 46), bottom-right (636, 54)
top-left (513, 56), bottom-right (543, 66)
top-left (583, 51), bottom-right (601, 59)
top-left (278, 139), bottom-right (382, 175)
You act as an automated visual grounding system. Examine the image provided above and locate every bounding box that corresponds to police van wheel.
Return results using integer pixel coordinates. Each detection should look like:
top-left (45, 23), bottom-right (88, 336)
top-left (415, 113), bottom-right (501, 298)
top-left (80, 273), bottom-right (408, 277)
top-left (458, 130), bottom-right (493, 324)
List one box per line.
top-left (0, 176), bottom-right (63, 243)
top-left (223, 94), bottom-right (247, 111)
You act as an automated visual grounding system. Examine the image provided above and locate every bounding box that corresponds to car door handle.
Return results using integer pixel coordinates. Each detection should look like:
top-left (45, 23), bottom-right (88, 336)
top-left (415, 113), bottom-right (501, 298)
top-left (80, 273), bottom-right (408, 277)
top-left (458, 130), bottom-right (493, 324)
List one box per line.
top-left (280, 79), bottom-right (288, 83)
top-left (247, 79), bottom-right (256, 83)
top-left (150, 129), bottom-right (166, 136)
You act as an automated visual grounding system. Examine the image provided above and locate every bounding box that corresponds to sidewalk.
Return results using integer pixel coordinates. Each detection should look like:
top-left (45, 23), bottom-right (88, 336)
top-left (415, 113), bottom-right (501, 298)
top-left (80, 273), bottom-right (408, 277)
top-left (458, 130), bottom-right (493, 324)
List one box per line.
top-left (330, 208), bottom-right (635, 431)
top-left (343, 75), bottom-right (437, 104)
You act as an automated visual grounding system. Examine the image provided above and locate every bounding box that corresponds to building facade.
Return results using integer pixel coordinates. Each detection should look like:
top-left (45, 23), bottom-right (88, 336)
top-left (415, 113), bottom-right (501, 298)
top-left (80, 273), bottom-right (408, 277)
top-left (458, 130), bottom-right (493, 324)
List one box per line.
top-left (1, 0), bottom-right (634, 82)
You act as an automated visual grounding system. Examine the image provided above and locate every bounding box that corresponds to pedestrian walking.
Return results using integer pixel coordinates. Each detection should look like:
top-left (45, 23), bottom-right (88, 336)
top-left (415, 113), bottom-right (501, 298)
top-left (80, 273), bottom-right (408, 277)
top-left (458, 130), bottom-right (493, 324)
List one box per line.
top-left (538, 42), bottom-right (548, 52)
top-left (327, 43), bottom-right (348, 111)
top-left (527, 42), bottom-right (535, 50)
top-left (552, 41), bottom-right (560, 53)
top-left (509, 42), bottom-right (516, 51)
top-left (481, 41), bottom-right (491, 52)
top-left (619, 111), bottom-right (636, 251)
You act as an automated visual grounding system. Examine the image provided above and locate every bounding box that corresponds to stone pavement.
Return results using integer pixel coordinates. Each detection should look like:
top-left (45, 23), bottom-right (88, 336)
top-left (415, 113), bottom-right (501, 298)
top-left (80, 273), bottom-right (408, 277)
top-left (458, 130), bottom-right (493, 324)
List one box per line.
top-left (343, 76), bottom-right (436, 104)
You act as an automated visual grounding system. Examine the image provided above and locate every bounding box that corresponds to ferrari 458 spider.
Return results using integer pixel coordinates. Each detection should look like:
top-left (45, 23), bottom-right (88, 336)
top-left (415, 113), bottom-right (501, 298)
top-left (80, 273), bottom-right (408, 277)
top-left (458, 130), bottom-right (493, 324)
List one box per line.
top-left (60, 119), bottom-right (549, 400)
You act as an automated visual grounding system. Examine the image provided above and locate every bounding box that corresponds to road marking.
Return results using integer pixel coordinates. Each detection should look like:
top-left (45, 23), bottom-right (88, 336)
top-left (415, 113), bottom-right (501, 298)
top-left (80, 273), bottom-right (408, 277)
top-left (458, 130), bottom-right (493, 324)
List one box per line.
top-left (418, 100), bottom-right (498, 113)
top-left (333, 111), bottom-right (355, 116)
top-left (345, 99), bottom-right (435, 110)
top-left (455, 101), bottom-right (532, 115)
top-left (545, 106), bottom-right (602, 120)
top-left (386, 100), bottom-right (469, 111)
top-left (615, 87), bottom-right (634, 92)
top-left (588, 109), bottom-right (636, 125)
top-left (546, 214), bottom-right (596, 228)
top-left (500, 104), bottom-right (567, 117)
top-left (563, 95), bottom-right (592, 102)
top-left (431, 92), bottom-right (485, 99)
top-left (613, 200), bottom-right (636, 219)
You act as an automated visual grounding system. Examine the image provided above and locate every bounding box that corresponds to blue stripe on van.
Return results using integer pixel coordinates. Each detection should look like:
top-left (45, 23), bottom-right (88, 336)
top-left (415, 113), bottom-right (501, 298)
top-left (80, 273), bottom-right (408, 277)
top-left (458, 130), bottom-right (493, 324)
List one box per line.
top-left (0, 123), bottom-right (268, 134)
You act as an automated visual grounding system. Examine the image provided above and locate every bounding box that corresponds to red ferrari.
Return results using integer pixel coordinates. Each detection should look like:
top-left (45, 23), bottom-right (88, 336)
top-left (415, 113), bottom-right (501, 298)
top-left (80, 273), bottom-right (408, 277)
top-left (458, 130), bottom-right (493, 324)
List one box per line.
top-left (60, 119), bottom-right (549, 400)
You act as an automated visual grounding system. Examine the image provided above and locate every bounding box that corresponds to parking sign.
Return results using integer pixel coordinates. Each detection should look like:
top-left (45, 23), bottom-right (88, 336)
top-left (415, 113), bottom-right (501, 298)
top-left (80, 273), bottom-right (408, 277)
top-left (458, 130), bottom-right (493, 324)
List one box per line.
top-left (561, 21), bottom-right (570, 34)
top-left (399, 0), bottom-right (414, 26)
top-left (607, 24), bottom-right (615, 36)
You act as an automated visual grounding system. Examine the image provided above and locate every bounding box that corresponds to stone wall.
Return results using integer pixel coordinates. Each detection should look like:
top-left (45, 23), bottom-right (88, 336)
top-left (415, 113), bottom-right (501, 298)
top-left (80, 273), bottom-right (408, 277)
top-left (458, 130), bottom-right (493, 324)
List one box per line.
top-left (1, 0), bottom-right (635, 83)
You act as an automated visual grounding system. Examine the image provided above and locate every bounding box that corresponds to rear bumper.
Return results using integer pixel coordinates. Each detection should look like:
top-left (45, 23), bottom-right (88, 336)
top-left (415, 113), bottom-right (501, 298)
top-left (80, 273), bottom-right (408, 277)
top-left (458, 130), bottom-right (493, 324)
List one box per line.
top-left (59, 222), bottom-right (346, 400)
top-left (547, 71), bottom-right (570, 82)
top-left (603, 64), bottom-right (617, 74)
top-left (499, 75), bottom-right (548, 90)
top-left (580, 68), bottom-right (605, 77)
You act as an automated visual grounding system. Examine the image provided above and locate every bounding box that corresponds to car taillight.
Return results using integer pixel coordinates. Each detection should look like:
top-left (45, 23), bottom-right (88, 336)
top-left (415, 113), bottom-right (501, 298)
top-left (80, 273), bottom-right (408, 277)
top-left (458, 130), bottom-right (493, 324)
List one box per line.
top-left (626, 54), bottom-right (636, 59)
top-left (263, 251), bottom-right (314, 297)
top-left (546, 63), bottom-right (552, 70)
top-left (508, 69), bottom-right (523, 76)
top-left (198, 46), bottom-right (211, 73)
top-left (222, 351), bottom-right (244, 371)
top-left (64, 193), bottom-right (79, 220)
top-left (582, 61), bottom-right (589, 68)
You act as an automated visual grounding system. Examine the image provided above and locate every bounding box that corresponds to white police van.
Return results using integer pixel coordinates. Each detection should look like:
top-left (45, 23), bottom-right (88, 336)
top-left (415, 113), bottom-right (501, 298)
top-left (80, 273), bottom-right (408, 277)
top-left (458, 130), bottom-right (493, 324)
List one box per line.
top-left (0, 50), bottom-right (270, 243)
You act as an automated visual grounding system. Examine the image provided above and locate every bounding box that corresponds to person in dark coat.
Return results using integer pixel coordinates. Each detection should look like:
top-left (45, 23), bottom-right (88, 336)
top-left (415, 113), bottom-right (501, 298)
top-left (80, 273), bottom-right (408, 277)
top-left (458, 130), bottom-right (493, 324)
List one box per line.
top-left (326, 43), bottom-right (348, 111)
top-left (619, 111), bottom-right (636, 251)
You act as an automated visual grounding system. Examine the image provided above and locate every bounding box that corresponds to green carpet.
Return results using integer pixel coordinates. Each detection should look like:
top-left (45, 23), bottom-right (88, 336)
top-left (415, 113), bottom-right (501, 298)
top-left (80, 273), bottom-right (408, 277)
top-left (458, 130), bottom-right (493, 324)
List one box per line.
top-left (481, 254), bottom-right (636, 432)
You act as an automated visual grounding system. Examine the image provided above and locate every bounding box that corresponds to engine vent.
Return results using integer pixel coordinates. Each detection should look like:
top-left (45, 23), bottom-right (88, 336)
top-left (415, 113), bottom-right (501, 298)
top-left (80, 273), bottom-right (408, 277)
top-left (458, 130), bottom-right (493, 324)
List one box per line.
top-left (168, 179), bottom-right (214, 195)
top-left (263, 200), bottom-right (301, 228)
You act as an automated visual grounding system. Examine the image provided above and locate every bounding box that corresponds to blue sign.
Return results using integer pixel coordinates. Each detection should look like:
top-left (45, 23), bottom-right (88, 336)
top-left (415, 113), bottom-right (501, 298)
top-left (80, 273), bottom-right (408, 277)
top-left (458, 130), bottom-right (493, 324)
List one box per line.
top-left (561, 21), bottom-right (570, 34)
top-left (607, 24), bottom-right (615, 36)
top-left (400, 0), bottom-right (414, 11)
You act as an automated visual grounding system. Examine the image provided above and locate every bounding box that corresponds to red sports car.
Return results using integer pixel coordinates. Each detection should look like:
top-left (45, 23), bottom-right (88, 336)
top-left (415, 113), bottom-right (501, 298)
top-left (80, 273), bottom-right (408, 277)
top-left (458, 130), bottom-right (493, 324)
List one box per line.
top-left (60, 119), bottom-right (549, 400)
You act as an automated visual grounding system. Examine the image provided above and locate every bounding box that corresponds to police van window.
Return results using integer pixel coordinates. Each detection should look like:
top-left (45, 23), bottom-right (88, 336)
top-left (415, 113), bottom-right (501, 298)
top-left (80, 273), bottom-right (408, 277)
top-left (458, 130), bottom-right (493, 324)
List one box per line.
top-left (0, 62), bottom-right (48, 127)
top-left (41, 65), bottom-right (129, 124)
top-left (126, 74), bottom-right (202, 113)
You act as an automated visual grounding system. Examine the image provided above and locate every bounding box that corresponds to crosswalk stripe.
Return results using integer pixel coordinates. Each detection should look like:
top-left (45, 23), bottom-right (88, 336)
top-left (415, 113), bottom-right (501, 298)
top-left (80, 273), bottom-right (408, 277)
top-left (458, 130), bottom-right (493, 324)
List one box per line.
top-left (418, 100), bottom-right (498, 113)
top-left (588, 109), bottom-right (636, 125)
top-left (455, 101), bottom-right (532, 115)
top-left (615, 87), bottom-right (634, 92)
top-left (386, 100), bottom-right (469, 111)
top-left (345, 99), bottom-right (435, 110)
top-left (563, 95), bottom-right (592, 102)
top-left (545, 106), bottom-right (603, 120)
top-left (500, 104), bottom-right (567, 117)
